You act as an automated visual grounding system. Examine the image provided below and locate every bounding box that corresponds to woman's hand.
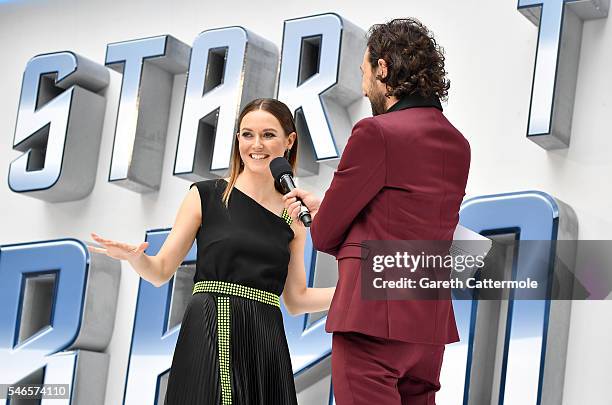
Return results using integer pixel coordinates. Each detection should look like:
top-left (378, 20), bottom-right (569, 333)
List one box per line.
top-left (85, 186), bottom-right (201, 287)
top-left (88, 232), bottom-right (149, 261)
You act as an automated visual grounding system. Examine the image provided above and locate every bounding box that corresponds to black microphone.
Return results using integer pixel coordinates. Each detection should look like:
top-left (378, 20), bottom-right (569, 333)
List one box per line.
top-left (269, 157), bottom-right (312, 227)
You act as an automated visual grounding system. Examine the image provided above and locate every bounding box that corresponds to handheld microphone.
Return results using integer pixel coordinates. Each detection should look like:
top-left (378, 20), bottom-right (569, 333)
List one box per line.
top-left (269, 157), bottom-right (312, 227)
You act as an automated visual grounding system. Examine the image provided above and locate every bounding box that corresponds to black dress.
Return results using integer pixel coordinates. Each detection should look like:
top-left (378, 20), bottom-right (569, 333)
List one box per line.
top-left (164, 179), bottom-right (298, 405)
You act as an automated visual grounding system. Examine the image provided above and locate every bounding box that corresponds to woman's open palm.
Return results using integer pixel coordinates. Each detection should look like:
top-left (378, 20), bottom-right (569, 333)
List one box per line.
top-left (88, 232), bottom-right (149, 261)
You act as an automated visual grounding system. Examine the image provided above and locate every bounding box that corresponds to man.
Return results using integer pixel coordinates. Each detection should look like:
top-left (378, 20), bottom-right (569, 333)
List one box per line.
top-left (284, 19), bottom-right (470, 405)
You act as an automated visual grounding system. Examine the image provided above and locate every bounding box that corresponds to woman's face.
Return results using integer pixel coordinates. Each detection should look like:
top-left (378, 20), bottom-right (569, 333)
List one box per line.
top-left (237, 109), bottom-right (295, 175)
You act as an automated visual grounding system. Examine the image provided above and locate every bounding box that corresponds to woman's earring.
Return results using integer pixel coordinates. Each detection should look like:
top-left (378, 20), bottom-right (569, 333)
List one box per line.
top-left (284, 148), bottom-right (291, 159)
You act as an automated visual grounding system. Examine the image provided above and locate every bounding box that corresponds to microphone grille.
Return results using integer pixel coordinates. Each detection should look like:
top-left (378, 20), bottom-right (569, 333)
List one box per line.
top-left (269, 157), bottom-right (293, 182)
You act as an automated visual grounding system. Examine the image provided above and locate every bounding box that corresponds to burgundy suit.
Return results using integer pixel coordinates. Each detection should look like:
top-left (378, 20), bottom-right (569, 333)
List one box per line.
top-left (310, 95), bottom-right (470, 404)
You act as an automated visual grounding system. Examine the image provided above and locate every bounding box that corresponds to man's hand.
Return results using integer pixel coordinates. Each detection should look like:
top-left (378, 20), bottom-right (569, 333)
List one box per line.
top-left (283, 188), bottom-right (321, 223)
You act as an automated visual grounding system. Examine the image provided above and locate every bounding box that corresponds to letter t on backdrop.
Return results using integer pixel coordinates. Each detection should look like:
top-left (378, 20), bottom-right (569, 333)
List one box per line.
top-left (518, 0), bottom-right (609, 149)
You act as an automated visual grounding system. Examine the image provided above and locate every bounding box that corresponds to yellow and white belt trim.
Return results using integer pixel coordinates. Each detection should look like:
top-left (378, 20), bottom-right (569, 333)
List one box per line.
top-left (192, 280), bottom-right (281, 405)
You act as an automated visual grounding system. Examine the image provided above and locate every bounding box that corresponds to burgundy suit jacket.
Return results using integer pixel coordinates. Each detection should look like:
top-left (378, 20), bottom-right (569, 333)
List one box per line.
top-left (310, 95), bottom-right (470, 344)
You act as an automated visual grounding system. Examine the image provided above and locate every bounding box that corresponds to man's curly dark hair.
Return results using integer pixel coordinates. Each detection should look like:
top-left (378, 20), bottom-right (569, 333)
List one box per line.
top-left (367, 18), bottom-right (450, 101)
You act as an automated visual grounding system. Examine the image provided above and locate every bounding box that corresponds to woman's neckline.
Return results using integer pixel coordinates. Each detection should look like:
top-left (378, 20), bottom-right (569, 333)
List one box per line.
top-left (221, 179), bottom-right (289, 225)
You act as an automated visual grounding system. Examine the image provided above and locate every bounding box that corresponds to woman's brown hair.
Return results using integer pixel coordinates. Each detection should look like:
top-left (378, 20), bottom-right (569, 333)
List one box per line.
top-left (222, 98), bottom-right (299, 205)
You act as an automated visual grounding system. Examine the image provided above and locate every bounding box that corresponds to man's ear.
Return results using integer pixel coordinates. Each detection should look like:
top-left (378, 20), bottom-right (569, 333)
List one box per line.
top-left (377, 58), bottom-right (388, 80)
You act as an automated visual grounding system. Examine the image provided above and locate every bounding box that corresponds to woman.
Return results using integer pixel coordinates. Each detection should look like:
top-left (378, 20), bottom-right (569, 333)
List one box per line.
top-left (88, 98), bottom-right (335, 404)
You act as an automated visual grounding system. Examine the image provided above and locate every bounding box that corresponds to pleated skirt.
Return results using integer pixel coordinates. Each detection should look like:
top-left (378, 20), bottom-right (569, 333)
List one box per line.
top-left (164, 292), bottom-right (298, 405)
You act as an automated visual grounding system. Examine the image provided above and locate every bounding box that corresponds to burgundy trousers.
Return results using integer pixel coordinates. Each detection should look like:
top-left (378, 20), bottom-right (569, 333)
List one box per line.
top-left (331, 332), bottom-right (445, 405)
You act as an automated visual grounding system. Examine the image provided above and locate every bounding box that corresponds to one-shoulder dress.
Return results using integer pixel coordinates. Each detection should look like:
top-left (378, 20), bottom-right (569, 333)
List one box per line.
top-left (164, 179), bottom-right (298, 405)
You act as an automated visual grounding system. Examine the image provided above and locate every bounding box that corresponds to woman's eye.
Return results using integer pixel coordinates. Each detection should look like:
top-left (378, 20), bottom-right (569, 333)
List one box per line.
top-left (264, 132), bottom-right (276, 138)
top-left (241, 132), bottom-right (252, 138)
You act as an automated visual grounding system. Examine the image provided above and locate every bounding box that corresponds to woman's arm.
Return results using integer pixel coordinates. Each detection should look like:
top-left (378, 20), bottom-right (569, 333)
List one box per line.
top-left (140, 186), bottom-right (201, 286)
top-left (89, 186), bottom-right (201, 287)
top-left (282, 224), bottom-right (335, 316)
